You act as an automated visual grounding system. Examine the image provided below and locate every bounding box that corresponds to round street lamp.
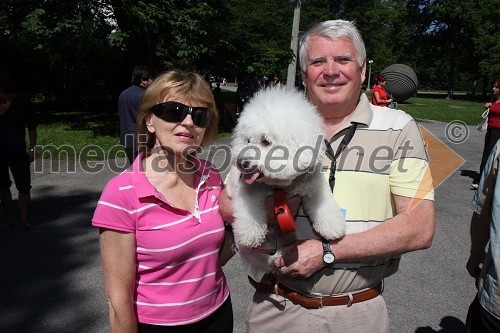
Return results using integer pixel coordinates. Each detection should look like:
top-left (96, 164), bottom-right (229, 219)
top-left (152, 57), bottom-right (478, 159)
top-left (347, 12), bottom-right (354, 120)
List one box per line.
top-left (366, 60), bottom-right (373, 92)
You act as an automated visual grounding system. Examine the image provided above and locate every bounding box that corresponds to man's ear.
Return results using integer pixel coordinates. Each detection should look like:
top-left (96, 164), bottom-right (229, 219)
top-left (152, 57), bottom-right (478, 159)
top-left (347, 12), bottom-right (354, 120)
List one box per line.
top-left (301, 71), bottom-right (306, 87)
top-left (360, 61), bottom-right (367, 82)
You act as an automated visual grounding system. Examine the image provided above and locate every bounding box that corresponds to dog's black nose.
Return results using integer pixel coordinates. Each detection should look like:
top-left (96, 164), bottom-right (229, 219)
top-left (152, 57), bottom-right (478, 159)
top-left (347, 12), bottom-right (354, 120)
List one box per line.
top-left (237, 157), bottom-right (256, 172)
top-left (237, 157), bottom-right (250, 169)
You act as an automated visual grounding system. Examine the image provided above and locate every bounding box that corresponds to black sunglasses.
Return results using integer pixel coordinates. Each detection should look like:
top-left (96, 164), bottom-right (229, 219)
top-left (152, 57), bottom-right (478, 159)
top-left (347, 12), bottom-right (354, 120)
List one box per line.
top-left (151, 101), bottom-right (211, 128)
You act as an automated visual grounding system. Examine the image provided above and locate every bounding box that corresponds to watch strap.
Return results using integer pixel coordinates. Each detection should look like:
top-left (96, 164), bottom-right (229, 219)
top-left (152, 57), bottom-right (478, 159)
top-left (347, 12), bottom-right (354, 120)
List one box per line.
top-left (322, 239), bottom-right (331, 253)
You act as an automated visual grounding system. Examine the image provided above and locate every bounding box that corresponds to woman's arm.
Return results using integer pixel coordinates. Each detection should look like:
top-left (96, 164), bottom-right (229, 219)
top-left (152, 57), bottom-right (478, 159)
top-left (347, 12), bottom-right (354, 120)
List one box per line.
top-left (373, 90), bottom-right (384, 104)
top-left (219, 224), bottom-right (237, 266)
top-left (373, 90), bottom-right (392, 105)
top-left (466, 212), bottom-right (490, 278)
top-left (219, 188), bottom-right (234, 224)
top-left (100, 229), bottom-right (138, 333)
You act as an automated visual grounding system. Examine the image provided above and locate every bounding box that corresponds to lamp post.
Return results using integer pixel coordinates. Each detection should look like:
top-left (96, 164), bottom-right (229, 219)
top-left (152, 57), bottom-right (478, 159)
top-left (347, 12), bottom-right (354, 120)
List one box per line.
top-left (286, 0), bottom-right (301, 91)
top-left (366, 60), bottom-right (373, 92)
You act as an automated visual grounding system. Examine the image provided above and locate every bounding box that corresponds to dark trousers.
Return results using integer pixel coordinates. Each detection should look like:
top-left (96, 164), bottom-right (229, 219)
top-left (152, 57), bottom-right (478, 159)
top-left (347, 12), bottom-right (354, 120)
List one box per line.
top-left (466, 295), bottom-right (500, 333)
top-left (0, 151), bottom-right (31, 193)
top-left (138, 297), bottom-right (233, 333)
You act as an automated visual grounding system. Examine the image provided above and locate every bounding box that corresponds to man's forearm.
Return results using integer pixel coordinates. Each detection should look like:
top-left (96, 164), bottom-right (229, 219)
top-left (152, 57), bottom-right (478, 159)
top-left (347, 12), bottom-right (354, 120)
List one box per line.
top-left (277, 199), bottom-right (435, 277)
top-left (332, 199), bottom-right (435, 262)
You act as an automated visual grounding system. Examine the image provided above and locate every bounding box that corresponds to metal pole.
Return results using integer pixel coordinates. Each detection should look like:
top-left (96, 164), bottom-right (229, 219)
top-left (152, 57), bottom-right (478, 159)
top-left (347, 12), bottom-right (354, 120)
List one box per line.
top-left (286, 0), bottom-right (301, 91)
top-left (366, 60), bottom-right (373, 92)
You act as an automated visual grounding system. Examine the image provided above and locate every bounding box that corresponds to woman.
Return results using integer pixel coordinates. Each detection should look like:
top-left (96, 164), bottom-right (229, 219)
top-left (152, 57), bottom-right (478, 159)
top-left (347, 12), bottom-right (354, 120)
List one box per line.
top-left (473, 78), bottom-right (500, 189)
top-left (92, 71), bottom-right (234, 332)
top-left (371, 74), bottom-right (393, 107)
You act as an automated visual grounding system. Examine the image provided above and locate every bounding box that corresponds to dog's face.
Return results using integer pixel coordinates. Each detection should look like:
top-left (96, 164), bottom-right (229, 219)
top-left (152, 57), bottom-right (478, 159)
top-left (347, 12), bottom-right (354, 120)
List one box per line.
top-left (232, 87), bottom-right (326, 187)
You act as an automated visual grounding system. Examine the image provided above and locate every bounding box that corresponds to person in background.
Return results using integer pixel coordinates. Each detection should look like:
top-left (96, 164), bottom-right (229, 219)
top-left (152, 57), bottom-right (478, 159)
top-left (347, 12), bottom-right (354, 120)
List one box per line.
top-left (472, 78), bottom-right (500, 189)
top-left (220, 19), bottom-right (435, 333)
top-left (118, 65), bottom-right (153, 165)
top-left (268, 73), bottom-right (282, 88)
top-left (0, 69), bottom-right (40, 233)
top-left (93, 71), bottom-right (234, 333)
top-left (371, 74), bottom-right (393, 107)
top-left (466, 139), bottom-right (500, 332)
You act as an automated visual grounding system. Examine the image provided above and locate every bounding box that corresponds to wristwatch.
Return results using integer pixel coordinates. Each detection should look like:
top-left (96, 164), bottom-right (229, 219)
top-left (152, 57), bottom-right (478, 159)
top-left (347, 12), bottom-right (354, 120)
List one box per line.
top-left (322, 239), bottom-right (335, 267)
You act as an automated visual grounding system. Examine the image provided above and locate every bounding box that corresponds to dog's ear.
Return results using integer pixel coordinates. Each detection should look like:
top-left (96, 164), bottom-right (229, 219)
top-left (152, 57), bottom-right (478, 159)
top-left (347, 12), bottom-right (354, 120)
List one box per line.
top-left (226, 165), bottom-right (241, 198)
top-left (295, 136), bottom-right (326, 171)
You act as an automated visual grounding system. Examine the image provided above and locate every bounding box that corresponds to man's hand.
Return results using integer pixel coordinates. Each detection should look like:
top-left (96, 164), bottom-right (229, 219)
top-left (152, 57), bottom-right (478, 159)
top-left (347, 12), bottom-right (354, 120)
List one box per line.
top-left (466, 255), bottom-right (482, 279)
top-left (273, 239), bottom-right (324, 278)
top-left (28, 149), bottom-right (35, 163)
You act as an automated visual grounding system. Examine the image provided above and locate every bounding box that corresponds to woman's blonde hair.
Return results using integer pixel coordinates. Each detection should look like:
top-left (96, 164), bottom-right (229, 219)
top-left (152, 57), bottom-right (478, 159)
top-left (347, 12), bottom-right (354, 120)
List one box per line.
top-left (137, 70), bottom-right (219, 156)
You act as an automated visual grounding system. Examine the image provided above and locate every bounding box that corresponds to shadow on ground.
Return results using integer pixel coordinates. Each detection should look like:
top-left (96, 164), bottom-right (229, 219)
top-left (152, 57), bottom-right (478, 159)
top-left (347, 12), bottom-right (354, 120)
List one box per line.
top-left (415, 316), bottom-right (465, 332)
top-left (460, 169), bottom-right (479, 182)
top-left (0, 190), bottom-right (106, 332)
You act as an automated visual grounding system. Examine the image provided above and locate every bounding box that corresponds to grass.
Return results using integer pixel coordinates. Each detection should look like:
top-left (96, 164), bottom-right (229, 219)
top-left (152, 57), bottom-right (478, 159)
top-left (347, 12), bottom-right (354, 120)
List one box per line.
top-left (33, 92), bottom-right (486, 160)
top-left (35, 111), bottom-right (124, 161)
top-left (395, 96), bottom-right (484, 124)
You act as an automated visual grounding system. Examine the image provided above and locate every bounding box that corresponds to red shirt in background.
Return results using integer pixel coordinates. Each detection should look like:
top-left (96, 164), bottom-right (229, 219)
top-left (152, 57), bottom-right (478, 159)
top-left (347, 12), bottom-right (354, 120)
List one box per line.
top-left (488, 102), bottom-right (500, 129)
top-left (371, 85), bottom-right (389, 106)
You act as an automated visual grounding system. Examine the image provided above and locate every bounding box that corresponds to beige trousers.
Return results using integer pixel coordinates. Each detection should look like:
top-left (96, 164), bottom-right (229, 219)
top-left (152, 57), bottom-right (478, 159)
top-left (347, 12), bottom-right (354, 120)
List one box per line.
top-left (245, 291), bottom-right (389, 333)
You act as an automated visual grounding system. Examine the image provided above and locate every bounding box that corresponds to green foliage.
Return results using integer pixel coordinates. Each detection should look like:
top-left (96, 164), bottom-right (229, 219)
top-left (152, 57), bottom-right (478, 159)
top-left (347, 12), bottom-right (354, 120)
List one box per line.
top-left (0, 0), bottom-right (498, 110)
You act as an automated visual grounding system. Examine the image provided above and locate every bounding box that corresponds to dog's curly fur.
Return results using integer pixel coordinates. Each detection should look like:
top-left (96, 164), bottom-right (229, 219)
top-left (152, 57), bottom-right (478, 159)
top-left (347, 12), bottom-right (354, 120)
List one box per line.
top-left (227, 87), bottom-right (345, 272)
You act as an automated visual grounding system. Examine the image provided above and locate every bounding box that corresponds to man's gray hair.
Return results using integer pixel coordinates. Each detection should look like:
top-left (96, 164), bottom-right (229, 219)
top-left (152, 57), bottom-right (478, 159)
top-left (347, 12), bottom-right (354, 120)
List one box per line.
top-left (298, 20), bottom-right (366, 71)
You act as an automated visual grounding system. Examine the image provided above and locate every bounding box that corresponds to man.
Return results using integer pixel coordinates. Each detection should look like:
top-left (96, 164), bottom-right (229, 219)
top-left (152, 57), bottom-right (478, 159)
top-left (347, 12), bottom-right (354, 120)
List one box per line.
top-left (118, 65), bottom-right (153, 165)
top-left (466, 139), bottom-right (500, 333)
top-left (238, 20), bottom-right (435, 332)
top-left (0, 70), bottom-right (39, 232)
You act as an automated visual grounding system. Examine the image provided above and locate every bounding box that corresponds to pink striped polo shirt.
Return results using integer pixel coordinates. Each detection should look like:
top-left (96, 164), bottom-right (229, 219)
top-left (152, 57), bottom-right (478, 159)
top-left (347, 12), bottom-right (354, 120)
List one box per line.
top-left (92, 153), bottom-right (230, 326)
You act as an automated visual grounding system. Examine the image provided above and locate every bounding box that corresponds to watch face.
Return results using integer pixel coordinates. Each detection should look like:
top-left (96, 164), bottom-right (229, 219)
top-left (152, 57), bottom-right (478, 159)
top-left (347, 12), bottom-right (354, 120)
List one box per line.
top-left (323, 252), bottom-right (335, 264)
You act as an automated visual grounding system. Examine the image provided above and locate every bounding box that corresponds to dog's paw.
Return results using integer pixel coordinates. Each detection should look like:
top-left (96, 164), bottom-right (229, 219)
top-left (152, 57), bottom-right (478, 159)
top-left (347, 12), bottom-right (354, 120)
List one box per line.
top-left (313, 220), bottom-right (345, 240)
top-left (305, 194), bottom-right (345, 240)
top-left (233, 220), bottom-right (269, 248)
top-left (238, 246), bottom-right (280, 273)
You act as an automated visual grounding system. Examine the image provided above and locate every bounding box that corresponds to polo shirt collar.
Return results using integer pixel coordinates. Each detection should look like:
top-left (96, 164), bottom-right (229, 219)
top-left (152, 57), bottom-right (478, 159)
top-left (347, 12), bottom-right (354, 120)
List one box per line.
top-left (131, 152), bottom-right (210, 199)
top-left (349, 93), bottom-right (373, 127)
top-left (328, 93), bottom-right (372, 141)
top-left (131, 152), bottom-right (153, 199)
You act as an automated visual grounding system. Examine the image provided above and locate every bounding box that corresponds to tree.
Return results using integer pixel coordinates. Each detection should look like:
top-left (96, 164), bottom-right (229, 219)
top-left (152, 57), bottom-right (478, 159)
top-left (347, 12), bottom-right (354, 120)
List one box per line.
top-left (469, 0), bottom-right (500, 93)
top-left (1, 0), bottom-right (498, 109)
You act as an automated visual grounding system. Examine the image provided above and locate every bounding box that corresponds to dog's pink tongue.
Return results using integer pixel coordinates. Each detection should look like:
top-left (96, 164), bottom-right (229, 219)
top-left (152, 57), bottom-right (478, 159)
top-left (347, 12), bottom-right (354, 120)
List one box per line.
top-left (243, 170), bottom-right (261, 184)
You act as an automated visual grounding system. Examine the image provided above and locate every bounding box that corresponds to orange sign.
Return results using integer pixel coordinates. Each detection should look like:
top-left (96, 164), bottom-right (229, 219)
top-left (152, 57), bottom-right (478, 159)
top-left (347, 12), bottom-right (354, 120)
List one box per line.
top-left (420, 125), bottom-right (465, 189)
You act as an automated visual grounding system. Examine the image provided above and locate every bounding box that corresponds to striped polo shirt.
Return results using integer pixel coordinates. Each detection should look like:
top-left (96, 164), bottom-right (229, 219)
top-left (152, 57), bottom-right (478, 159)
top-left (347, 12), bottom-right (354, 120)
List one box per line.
top-left (280, 93), bottom-right (434, 295)
top-left (92, 153), bottom-right (230, 325)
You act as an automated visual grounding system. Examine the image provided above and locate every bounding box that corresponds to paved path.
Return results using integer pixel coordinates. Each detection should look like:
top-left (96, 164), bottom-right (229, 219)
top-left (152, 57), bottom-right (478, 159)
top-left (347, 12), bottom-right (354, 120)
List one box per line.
top-left (0, 120), bottom-right (483, 332)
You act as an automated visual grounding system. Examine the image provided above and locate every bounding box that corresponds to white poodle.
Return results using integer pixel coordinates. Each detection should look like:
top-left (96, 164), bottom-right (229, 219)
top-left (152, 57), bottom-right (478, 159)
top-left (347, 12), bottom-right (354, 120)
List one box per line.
top-left (227, 87), bottom-right (345, 272)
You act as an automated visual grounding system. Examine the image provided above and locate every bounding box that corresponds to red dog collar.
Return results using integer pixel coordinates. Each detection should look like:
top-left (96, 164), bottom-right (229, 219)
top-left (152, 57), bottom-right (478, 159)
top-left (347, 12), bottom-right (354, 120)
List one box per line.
top-left (274, 190), bottom-right (296, 233)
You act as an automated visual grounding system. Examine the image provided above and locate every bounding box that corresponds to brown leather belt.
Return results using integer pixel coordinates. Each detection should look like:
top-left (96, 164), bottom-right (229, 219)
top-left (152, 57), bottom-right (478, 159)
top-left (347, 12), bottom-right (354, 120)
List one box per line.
top-left (248, 275), bottom-right (382, 309)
